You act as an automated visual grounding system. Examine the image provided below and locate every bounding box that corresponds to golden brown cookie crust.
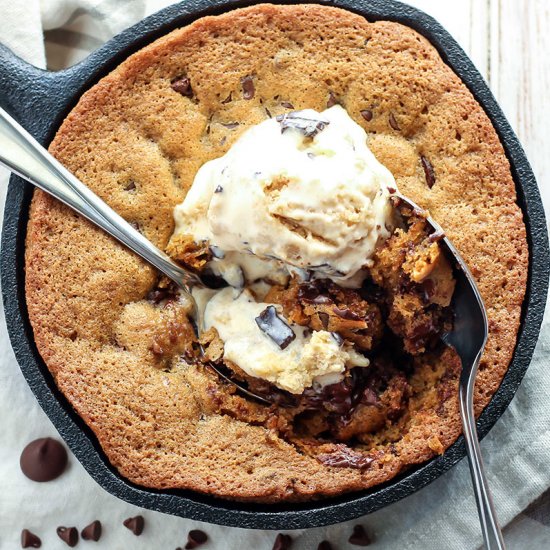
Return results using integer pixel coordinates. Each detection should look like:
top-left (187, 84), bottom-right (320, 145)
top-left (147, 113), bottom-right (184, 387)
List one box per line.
top-left (25, 4), bottom-right (528, 502)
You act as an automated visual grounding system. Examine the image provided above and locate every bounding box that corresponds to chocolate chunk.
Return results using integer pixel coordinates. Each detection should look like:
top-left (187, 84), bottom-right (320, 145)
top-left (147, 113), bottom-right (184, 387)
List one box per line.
top-left (349, 525), bottom-right (372, 546)
top-left (327, 91), bottom-right (339, 108)
top-left (147, 284), bottom-right (177, 304)
top-left (276, 111), bottom-right (329, 138)
top-left (221, 122), bottom-right (239, 129)
top-left (318, 542), bottom-right (333, 550)
top-left (81, 520), bottom-right (102, 542)
top-left (333, 307), bottom-right (362, 321)
top-left (20, 438), bottom-right (68, 482)
top-left (124, 181), bottom-right (136, 192)
top-left (421, 155), bottom-right (436, 188)
top-left (255, 306), bottom-right (296, 349)
top-left (185, 529), bottom-right (208, 549)
top-left (171, 77), bottom-right (193, 97)
top-left (21, 529), bottom-right (41, 548)
top-left (317, 444), bottom-right (374, 469)
top-left (221, 92), bottom-right (232, 104)
top-left (272, 533), bottom-right (292, 550)
top-left (331, 332), bottom-right (344, 346)
top-left (214, 185), bottom-right (223, 193)
top-left (56, 527), bottom-right (78, 547)
top-left (360, 109), bottom-right (373, 122)
top-left (241, 75), bottom-right (255, 99)
top-left (281, 101), bottom-right (294, 109)
top-left (318, 312), bottom-right (330, 329)
top-left (123, 515), bottom-right (144, 536)
top-left (388, 112), bottom-right (400, 131)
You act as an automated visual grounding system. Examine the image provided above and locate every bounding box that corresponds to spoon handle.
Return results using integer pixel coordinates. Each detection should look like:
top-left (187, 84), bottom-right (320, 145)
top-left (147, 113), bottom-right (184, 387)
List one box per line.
top-left (0, 106), bottom-right (200, 291)
top-left (460, 358), bottom-right (506, 550)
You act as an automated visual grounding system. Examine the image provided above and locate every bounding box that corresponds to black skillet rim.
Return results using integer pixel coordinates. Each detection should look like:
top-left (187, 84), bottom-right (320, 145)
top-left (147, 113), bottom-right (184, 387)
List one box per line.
top-left (1, 0), bottom-right (548, 530)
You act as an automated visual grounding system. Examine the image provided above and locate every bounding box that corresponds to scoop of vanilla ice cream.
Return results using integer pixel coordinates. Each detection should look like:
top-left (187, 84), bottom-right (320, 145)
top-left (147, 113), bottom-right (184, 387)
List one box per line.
top-left (174, 105), bottom-right (395, 285)
top-left (203, 288), bottom-right (369, 394)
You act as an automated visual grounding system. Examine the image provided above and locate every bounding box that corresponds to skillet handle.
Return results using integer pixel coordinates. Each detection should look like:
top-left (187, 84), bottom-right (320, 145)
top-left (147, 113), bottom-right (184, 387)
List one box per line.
top-left (0, 42), bottom-right (63, 133)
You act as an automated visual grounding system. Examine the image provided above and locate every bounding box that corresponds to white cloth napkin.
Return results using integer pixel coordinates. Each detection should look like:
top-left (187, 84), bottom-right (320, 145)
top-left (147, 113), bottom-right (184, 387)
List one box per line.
top-left (1, 1), bottom-right (549, 549)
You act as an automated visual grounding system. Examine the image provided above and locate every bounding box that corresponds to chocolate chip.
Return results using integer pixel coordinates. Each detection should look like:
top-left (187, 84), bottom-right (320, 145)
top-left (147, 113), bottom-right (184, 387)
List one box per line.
top-left (214, 185), bottom-right (223, 193)
top-left (332, 307), bottom-right (362, 321)
top-left (185, 529), bottom-right (208, 549)
top-left (318, 312), bottom-right (330, 329)
top-left (221, 92), bottom-right (232, 104)
top-left (171, 76), bottom-right (193, 97)
top-left (123, 515), bottom-right (144, 536)
top-left (56, 527), bottom-right (78, 547)
top-left (221, 122), bottom-right (239, 129)
top-left (124, 181), bottom-right (136, 192)
top-left (388, 112), bottom-right (400, 131)
top-left (81, 520), bottom-right (102, 542)
top-left (318, 542), bottom-right (333, 550)
top-left (331, 332), bottom-right (344, 346)
top-left (327, 91), bottom-right (339, 108)
top-left (362, 387), bottom-right (380, 407)
top-left (276, 111), bottom-right (330, 138)
top-left (360, 109), bottom-right (373, 122)
top-left (21, 529), bottom-right (41, 548)
top-left (20, 438), bottom-right (68, 482)
top-left (255, 306), bottom-right (296, 349)
top-left (349, 525), bottom-right (372, 546)
top-left (317, 444), bottom-right (374, 469)
top-left (421, 155), bottom-right (436, 188)
top-left (281, 101), bottom-right (294, 109)
top-left (265, 107), bottom-right (273, 118)
top-left (241, 75), bottom-right (255, 99)
top-left (428, 229), bottom-right (444, 242)
top-left (272, 533), bottom-right (292, 550)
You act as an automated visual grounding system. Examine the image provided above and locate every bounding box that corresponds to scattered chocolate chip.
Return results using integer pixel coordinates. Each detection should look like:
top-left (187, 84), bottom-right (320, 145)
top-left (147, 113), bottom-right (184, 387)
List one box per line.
top-left (388, 112), bottom-right (400, 131)
top-left (219, 136), bottom-right (227, 146)
top-left (124, 181), bottom-right (136, 192)
top-left (281, 101), bottom-right (294, 109)
top-left (317, 444), bottom-right (374, 469)
top-left (221, 122), bottom-right (239, 129)
top-left (276, 111), bottom-right (329, 138)
top-left (327, 91), bottom-right (339, 108)
top-left (123, 515), bottom-right (144, 536)
top-left (81, 520), bottom-right (102, 542)
top-left (332, 307), bottom-right (362, 321)
top-left (214, 185), bottom-right (223, 193)
top-left (147, 284), bottom-right (178, 304)
top-left (241, 75), bottom-right (255, 99)
top-left (421, 155), bottom-right (436, 188)
top-left (265, 107), bottom-right (273, 118)
top-left (349, 525), bottom-right (372, 546)
top-left (20, 438), bottom-right (68, 482)
top-left (221, 92), bottom-right (232, 104)
top-left (171, 76), bottom-right (193, 97)
top-left (57, 527), bottom-right (78, 547)
top-left (331, 332), bottom-right (344, 346)
top-left (272, 533), bottom-right (292, 550)
top-left (185, 529), bottom-right (208, 549)
top-left (21, 529), bottom-right (41, 548)
top-left (360, 109), bottom-right (373, 122)
top-left (318, 542), bottom-right (333, 550)
top-left (255, 306), bottom-right (296, 350)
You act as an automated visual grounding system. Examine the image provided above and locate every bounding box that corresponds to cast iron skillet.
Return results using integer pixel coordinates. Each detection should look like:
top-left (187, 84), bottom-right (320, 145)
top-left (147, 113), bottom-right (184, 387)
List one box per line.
top-left (1, 0), bottom-right (548, 530)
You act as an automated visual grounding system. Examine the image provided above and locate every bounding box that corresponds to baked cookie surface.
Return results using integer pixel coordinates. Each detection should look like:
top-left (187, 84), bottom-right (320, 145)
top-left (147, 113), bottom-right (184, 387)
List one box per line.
top-left (25, 3), bottom-right (528, 501)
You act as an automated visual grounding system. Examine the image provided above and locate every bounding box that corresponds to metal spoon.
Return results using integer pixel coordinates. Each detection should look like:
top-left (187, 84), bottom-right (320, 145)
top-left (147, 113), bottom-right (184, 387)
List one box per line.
top-left (0, 106), bottom-right (265, 403)
top-left (0, 107), bottom-right (505, 546)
